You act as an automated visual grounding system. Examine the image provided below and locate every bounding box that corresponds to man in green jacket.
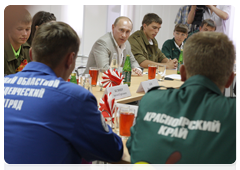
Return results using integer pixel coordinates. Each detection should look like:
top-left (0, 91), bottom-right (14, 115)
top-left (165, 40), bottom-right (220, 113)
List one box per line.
top-left (128, 13), bottom-right (177, 69)
top-left (4, 6), bottom-right (32, 75)
top-left (127, 31), bottom-right (236, 164)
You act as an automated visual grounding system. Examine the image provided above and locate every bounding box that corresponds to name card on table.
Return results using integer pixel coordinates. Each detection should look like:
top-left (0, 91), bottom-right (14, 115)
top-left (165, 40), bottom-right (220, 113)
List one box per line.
top-left (103, 84), bottom-right (131, 100)
top-left (136, 79), bottom-right (159, 93)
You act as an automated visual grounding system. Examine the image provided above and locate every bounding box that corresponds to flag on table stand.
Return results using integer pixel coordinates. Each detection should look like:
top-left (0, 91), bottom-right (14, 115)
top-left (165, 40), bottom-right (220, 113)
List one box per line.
top-left (100, 68), bottom-right (123, 88)
top-left (99, 92), bottom-right (116, 124)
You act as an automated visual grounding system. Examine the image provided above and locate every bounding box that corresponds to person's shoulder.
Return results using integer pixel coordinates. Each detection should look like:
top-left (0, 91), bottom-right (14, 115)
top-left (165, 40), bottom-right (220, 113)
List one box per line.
top-left (58, 80), bottom-right (96, 102)
top-left (222, 96), bottom-right (236, 107)
top-left (130, 30), bottom-right (142, 38)
top-left (94, 32), bottom-right (112, 47)
top-left (163, 39), bottom-right (174, 45)
top-left (99, 32), bottom-right (111, 40)
top-left (22, 42), bottom-right (31, 49)
top-left (144, 86), bottom-right (175, 100)
top-left (4, 40), bottom-right (11, 53)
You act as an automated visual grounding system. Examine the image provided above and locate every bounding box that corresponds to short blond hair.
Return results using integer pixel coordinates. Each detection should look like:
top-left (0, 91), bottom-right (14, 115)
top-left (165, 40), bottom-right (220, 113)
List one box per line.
top-left (183, 31), bottom-right (235, 88)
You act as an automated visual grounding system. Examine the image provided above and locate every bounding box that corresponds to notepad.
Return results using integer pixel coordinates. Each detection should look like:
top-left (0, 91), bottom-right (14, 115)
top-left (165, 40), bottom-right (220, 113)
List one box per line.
top-left (165, 74), bottom-right (181, 80)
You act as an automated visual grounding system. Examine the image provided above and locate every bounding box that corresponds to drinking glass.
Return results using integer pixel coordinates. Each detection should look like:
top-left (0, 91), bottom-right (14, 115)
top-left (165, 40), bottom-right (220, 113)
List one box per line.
top-left (118, 67), bottom-right (123, 74)
top-left (119, 107), bottom-right (135, 139)
top-left (158, 64), bottom-right (166, 81)
top-left (148, 64), bottom-right (157, 80)
top-left (110, 53), bottom-right (119, 70)
top-left (83, 74), bottom-right (92, 92)
top-left (89, 67), bottom-right (99, 86)
top-left (99, 68), bottom-right (108, 91)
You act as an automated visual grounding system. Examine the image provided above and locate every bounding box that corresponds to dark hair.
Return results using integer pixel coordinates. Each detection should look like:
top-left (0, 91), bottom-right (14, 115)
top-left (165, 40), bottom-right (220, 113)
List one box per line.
top-left (32, 21), bottom-right (80, 69)
top-left (174, 24), bottom-right (188, 34)
top-left (27, 11), bottom-right (56, 45)
top-left (141, 13), bottom-right (162, 30)
top-left (200, 19), bottom-right (216, 30)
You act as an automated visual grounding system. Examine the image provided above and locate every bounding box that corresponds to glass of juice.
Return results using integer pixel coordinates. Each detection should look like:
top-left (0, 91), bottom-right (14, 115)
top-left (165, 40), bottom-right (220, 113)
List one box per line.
top-left (148, 64), bottom-right (157, 80)
top-left (119, 107), bottom-right (135, 139)
top-left (89, 67), bottom-right (99, 86)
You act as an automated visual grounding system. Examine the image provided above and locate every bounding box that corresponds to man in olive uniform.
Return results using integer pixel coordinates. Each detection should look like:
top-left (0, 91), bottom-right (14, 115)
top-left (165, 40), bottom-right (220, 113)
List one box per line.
top-left (127, 32), bottom-right (236, 164)
top-left (128, 13), bottom-right (177, 69)
top-left (4, 6), bottom-right (32, 75)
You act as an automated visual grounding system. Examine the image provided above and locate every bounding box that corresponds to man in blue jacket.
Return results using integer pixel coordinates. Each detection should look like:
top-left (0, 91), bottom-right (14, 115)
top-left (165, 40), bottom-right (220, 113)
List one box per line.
top-left (4, 21), bottom-right (123, 164)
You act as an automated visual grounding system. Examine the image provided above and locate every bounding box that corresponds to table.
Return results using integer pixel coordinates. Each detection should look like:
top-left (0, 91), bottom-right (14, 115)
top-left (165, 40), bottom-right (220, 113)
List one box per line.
top-left (90, 69), bottom-right (183, 164)
top-left (91, 69), bottom-right (183, 104)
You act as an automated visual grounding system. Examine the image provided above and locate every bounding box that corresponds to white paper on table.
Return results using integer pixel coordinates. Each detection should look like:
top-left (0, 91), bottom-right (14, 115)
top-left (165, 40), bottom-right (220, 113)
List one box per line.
top-left (136, 79), bottom-right (159, 93)
top-left (165, 74), bottom-right (181, 80)
top-left (102, 84), bottom-right (131, 100)
top-left (143, 72), bottom-right (158, 75)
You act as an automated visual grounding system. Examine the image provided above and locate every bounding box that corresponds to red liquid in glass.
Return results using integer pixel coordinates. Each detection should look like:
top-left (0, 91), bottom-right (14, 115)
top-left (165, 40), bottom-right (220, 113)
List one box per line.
top-left (89, 69), bottom-right (99, 86)
top-left (119, 113), bottom-right (134, 136)
top-left (148, 66), bottom-right (157, 79)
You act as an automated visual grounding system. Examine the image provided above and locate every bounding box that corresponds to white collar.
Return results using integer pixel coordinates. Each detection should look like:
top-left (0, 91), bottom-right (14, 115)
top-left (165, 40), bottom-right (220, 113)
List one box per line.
top-left (149, 39), bottom-right (153, 45)
top-left (174, 40), bottom-right (184, 51)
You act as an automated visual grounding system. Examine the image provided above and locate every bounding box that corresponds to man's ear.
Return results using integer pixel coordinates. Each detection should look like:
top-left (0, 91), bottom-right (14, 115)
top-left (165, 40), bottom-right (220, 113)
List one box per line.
top-left (65, 52), bottom-right (75, 69)
top-left (143, 23), bottom-right (147, 29)
top-left (29, 47), bottom-right (33, 61)
top-left (199, 26), bottom-right (202, 31)
top-left (225, 72), bottom-right (235, 88)
top-left (112, 24), bottom-right (115, 32)
top-left (180, 64), bottom-right (187, 82)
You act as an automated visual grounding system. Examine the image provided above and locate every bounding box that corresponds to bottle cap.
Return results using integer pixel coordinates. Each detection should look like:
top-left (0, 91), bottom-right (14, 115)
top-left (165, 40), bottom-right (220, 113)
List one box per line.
top-left (71, 73), bottom-right (76, 76)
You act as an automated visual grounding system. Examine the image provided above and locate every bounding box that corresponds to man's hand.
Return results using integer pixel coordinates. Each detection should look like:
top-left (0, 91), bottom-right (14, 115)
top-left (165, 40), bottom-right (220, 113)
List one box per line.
top-left (172, 58), bottom-right (178, 63)
top-left (132, 68), bottom-right (143, 76)
top-left (167, 59), bottom-right (178, 69)
top-left (187, 5), bottom-right (197, 24)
